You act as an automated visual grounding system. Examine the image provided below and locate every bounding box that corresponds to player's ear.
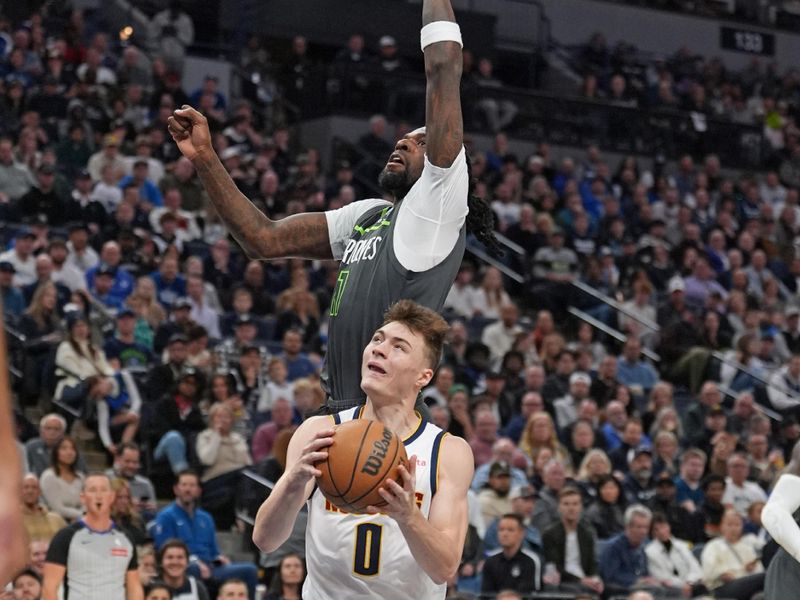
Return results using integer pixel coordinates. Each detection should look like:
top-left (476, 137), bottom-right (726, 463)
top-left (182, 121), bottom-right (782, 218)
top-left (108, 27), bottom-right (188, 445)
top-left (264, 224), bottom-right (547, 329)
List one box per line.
top-left (416, 367), bottom-right (434, 390)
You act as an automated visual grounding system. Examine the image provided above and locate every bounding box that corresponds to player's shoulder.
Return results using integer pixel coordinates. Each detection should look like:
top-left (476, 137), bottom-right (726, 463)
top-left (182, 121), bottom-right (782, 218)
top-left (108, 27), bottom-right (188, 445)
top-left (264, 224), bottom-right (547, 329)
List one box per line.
top-left (437, 434), bottom-right (474, 483)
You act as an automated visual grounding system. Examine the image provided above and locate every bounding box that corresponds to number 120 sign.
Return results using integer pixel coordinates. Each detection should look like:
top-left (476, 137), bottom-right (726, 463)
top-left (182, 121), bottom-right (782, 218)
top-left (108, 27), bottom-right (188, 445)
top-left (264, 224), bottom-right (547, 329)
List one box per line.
top-left (720, 26), bottom-right (775, 56)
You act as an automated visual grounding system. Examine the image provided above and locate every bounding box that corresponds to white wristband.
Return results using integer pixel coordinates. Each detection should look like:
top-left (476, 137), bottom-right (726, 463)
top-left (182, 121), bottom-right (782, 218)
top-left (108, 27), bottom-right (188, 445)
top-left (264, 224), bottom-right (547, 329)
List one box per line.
top-left (420, 21), bottom-right (463, 52)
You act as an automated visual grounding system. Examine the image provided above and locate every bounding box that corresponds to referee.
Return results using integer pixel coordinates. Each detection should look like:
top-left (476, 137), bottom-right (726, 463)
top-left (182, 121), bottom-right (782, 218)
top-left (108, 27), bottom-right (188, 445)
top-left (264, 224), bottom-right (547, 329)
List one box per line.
top-left (43, 473), bottom-right (143, 600)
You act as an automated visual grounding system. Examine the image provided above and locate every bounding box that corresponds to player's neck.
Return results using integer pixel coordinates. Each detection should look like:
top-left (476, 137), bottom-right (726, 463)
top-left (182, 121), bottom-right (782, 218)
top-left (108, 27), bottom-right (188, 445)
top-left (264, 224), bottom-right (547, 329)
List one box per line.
top-left (362, 398), bottom-right (418, 438)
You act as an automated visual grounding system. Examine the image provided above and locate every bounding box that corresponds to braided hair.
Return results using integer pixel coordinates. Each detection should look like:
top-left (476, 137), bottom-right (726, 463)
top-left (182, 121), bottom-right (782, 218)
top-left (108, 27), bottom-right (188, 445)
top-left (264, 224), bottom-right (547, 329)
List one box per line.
top-left (464, 153), bottom-right (503, 257)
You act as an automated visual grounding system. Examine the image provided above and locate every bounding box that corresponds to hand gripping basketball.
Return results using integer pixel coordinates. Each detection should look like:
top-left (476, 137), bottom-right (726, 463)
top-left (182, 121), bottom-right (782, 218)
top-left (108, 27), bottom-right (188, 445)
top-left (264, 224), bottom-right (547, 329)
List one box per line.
top-left (286, 428), bottom-right (334, 494)
top-left (367, 454), bottom-right (418, 524)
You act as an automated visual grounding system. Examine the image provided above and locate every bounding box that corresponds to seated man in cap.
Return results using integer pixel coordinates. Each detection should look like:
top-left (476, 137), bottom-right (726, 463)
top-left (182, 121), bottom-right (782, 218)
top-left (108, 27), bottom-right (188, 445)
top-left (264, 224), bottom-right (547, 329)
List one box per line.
top-left (623, 445), bottom-right (657, 505)
top-left (104, 308), bottom-right (154, 370)
top-left (478, 461), bottom-right (514, 527)
top-left (147, 332), bottom-right (192, 400)
top-left (0, 228), bottom-right (37, 286)
top-left (483, 483), bottom-right (543, 555)
top-left (89, 263), bottom-right (125, 311)
top-left (151, 367), bottom-right (206, 474)
top-left (553, 371), bottom-right (593, 434)
top-left (17, 163), bottom-right (71, 226)
top-left (118, 159), bottom-right (163, 208)
top-left (154, 297), bottom-right (195, 354)
top-left (0, 260), bottom-right (26, 319)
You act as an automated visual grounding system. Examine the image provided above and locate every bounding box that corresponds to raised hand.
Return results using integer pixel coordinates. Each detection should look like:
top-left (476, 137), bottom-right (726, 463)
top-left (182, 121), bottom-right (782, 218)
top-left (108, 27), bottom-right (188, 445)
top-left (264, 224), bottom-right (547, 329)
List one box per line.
top-left (167, 106), bottom-right (214, 162)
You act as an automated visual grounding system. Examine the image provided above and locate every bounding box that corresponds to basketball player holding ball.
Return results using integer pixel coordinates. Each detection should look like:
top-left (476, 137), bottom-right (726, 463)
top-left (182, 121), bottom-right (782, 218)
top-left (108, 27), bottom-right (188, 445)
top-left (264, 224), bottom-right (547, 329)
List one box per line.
top-left (168, 0), bottom-right (499, 414)
top-left (252, 300), bottom-right (474, 598)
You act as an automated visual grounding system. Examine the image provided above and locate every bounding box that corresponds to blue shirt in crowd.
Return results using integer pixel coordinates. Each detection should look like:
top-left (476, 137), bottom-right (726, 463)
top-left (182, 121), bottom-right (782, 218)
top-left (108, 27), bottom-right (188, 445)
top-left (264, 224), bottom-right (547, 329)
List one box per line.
top-left (153, 502), bottom-right (221, 563)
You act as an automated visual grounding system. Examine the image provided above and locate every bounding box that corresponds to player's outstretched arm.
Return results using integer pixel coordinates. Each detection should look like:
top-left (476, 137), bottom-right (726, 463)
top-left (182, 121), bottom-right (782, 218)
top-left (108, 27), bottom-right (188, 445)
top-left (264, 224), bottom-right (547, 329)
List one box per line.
top-left (423, 0), bottom-right (463, 168)
top-left (374, 434), bottom-right (474, 584)
top-left (167, 106), bottom-right (333, 260)
top-left (763, 473), bottom-right (800, 561)
top-left (252, 416), bottom-right (334, 553)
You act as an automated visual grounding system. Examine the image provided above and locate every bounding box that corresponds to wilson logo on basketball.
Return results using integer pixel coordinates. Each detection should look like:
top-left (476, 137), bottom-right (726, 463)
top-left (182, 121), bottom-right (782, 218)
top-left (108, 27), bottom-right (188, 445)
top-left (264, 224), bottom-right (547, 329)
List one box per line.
top-left (361, 427), bottom-right (393, 476)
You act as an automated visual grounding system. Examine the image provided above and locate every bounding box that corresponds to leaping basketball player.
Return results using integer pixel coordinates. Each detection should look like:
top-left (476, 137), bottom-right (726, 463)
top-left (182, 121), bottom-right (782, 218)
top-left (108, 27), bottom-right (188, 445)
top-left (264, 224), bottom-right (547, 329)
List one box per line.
top-left (253, 300), bottom-right (473, 598)
top-left (167, 0), bottom-right (499, 415)
top-left (762, 449), bottom-right (800, 597)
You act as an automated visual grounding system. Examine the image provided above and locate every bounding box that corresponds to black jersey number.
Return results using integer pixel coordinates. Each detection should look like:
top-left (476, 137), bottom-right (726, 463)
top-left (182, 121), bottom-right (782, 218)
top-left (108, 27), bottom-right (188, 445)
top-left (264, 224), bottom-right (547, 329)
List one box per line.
top-left (353, 522), bottom-right (383, 576)
top-left (329, 269), bottom-right (349, 317)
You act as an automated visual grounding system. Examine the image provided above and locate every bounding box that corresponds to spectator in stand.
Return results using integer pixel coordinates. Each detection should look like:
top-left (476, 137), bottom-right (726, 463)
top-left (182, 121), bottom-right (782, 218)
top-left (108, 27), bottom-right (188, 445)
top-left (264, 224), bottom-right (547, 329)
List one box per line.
top-left (0, 261), bottom-right (25, 319)
top-left (12, 568), bottom-right (42, 600)
top-left (158, 538), bottom-right (211, 600)
top-left (0, 229), bottom-right (36, 286)
top-left (648, 471), bottom-right (704, 544)
top-left (265, 554), bottom-right (305, 600)
top-left (469, 410), bottom-right (500, 467)
top-left (151, 257), bottom-right (186, 309)
top-left (119, 159), bottom-right (163, 208)
top-left (148, 333), bottom-right (190, 399)
top-left (280, 329), bottom-right (317, 382)
top-left (483, 484), bottom-right (543, 555)
top-left (585, 474), bottom-right (627, 540)
top-left (154, 300), bottom-right (194, 356)
top-left (110, 477), bottom-right (150, 546)
top-left (195, 403), bottom-right (252, 529)
top-left (542, 486), bottom-right (604, 596)
top-left (43, 474), bottom-right (143, 600)
top-left (85, 242), bottom-right (135, 306)
top-left (473, 266), bottom-right (512, 320)
top-left (104, 308), bottom-right (153, 369)
top-left (609, 419), bottom-right (650, 474)
top-left (25, 413), bottom-right (80, 478)
top-left (0, 136), bottom-right (35, 202)
top-left (87, 134), bottom-right (127, 183)
top-left (700, 509), bottom-right (765, 599)
top-left (645, 513), bottom-right (706, 597)
top-left (530, 228), bottom-right (578, 315)
top-left (422, 365), bottom-right (455, 408)
top-left (477, 461), bottom-right (514, 526)
top-left (251, 398), bottom-right (295, 462)
top-left (21, 473), bottom-right (67, 543)
top-left (768, 352), bottom-right (800, 411)
top-left (471, 438), bottom-right (528, 492)
top-left (39, 436), bottom-right (85, 522)
top-left (153, 471), bottom-right (258, 599)
top-left (151, 367), bottom-right (206, 474)
top-left (16, 163), bottom-right (70, 226)
top-left (616, 337), bottom-right (659, 405)
top-left (519, 411), bottom-right (571, 467)
top-left (723, 453), bottom-right (768, 517)
top-left (623, 446), bottom-right (657, 505)
top-left (186, 275), bottom-right (219, 340)
top-left (481, 514), bottom-right (542, 597)
top-left (48, 237), bottom-right (86, 293)
top-left (674, 447), bottom-right (707, 513)
top-left (444, 261), bottom-right (480, 320)
top-left (531, 459), bottom-right (569, 534)
top-left (482, 303), bottom-right (522, 368)
top-left (106, 442), bottom-right (158, 520)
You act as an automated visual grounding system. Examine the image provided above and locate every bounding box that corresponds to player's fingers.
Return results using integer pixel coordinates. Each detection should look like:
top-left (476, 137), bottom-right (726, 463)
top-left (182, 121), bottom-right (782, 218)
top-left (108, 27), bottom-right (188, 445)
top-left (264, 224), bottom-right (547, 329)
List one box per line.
top-left (377, 487), bottom-right (395, 504)
top-left (304, 436), bottom-right (333, 453)
top-left (383, 478), bottom-right (405, 496)
top-left (300, 450), bottom-right (328, 464)
top-left (167, 115), bottom-right (188, 134)
top-left (174, 105), bottom-right (206, 124)
top-left (314, 428), bottom-right (336, 439)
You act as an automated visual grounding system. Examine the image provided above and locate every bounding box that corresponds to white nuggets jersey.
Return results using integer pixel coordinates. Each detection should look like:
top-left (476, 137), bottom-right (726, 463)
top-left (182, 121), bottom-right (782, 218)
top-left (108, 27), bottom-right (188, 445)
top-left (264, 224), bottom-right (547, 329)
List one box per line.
top-left (304, 407), bottom-right (448, 600)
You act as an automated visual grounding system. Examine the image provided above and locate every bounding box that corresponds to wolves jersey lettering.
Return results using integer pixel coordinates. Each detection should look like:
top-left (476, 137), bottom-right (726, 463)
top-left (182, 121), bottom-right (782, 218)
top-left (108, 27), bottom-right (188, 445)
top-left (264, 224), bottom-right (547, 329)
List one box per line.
top-left (304, 407), bottom-right (448, 599)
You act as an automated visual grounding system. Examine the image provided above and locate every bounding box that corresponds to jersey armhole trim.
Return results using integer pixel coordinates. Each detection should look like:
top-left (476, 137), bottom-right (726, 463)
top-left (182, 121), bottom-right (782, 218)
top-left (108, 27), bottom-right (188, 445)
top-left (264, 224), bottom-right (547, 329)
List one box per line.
top-left (331, 413), bottom-right (341, 425)
top-left (430, 431), bottom-right (447, 496)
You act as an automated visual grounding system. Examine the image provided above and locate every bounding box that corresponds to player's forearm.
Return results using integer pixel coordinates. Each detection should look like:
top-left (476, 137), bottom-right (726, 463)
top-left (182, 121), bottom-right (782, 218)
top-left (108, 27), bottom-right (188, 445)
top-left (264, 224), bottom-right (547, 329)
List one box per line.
top-left (252, 478), bottom-right (308, 552)
top-left (422, 0), bottom-right (463, 168)
top-left (191, 151), bottom-right (276, 259)
top-left (398, 511), bottom-right (461, 584)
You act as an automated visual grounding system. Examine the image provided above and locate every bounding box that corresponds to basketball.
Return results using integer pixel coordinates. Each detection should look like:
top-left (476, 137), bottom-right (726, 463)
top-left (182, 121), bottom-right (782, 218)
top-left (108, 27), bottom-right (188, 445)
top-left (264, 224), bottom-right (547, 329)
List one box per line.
top-left (317, 419), bottom-right (408, 513)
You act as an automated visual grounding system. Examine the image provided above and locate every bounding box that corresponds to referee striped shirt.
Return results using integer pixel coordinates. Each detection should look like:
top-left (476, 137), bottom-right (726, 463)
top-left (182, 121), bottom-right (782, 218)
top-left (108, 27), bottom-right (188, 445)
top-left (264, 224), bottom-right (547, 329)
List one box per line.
top-left (46, 519), bottom-right (138, 600)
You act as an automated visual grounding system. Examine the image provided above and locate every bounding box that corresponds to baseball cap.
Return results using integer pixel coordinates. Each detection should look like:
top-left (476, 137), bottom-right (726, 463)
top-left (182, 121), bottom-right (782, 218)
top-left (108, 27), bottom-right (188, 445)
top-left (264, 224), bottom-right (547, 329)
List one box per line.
top-left (509, 485), bottom-right (538, 500)
top-left (0, 261), bottom-right (15, 273)
top-left (178, 366), bottom-right (199, 381)
top-left (95, 262), bottom-right (116, 277)
top-left (667, 276), bottom-right (685, 293)
top-left (117, 308), bottom-right (136, 319)
top-left (379, 35), bottom-right (397, 47)
top-left (220, 147), bottom-right (241, 161)
top-left (656, 472), bottom-right (676, 486)
top-left (17, 227), bottom-right (35, 239)
top-left (630, 444), bottom-right (653, 462)
top-left (76, 168), bottom-right (91, 180)
top-left (173, 297), bottom-right (192, 310)
top-left (236, 314), bottom-right (256, 326)
top-left (168, 333), bottom-right (189, 345)
top-left (38, 163), bottom-right (56, 175)
top-left (787, 305), bottom-right (800, 317)
top-left (489, 461), bottom-right (511, 477)
top-left (486, 370), bottom-right (505, 380)
top-left (569, 371), bottom-right (591, 386)
top-left (708, 404), bottom-right (726, 416)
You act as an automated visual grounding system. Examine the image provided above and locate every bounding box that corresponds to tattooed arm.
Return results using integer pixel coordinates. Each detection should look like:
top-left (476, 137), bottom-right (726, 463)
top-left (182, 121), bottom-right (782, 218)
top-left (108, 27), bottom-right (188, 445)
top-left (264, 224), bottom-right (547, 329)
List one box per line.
top-left (167, 106), bottom-right (332, 260)
top-left (422, 0), bottom-right (464, 168)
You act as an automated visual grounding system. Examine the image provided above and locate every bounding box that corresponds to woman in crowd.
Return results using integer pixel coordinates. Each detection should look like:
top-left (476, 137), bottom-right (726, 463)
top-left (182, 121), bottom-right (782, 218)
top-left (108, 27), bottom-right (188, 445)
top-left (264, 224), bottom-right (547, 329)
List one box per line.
top-left (648, 406), bottom-right (683, 442)
top-left (39, 435), bottom-right (85, 521)
top-left (207, 371), bottom-right (250, 438)
top-left (446, 384), bottom-right (474, 440)
top-left (575, 448), bottom-right (612, 505)
top-left (567, 419), bottom-right (596, 468)
top-left (130, 276), bottom-right (167, 331)
top-left (585, 474), bottom-right (626, 540)
top-left (54, 311), bottom-right (119, 424)
top-left (473, 266), bottom-right (511, 320)
top-left (265, 554), bottom-right (306, 600)
top-left (701, 509), bottom-right (765, 599)
top-left (519, 411), bottom-right (571, 469)
top-left (652, 430), bottom-right (681, 477)
top-left (195, 402), bottom-right (252, 529)
top-left (18, 282), bottom-right (63, 402)
top-left (111, 477), bottom-right (149, 545)
top-left (641, 381), bottom-right (674, 434)
top-left (274, 288), bottom-right (320, 349)
top-left (137, 545), bottom-right (158, 588)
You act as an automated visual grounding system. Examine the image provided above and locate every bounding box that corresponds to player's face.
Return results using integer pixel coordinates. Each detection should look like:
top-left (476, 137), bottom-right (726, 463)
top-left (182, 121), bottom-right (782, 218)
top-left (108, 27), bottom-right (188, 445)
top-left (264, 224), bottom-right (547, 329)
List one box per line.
top-left (378, 128), bottom-right (426, 198)
top-left (361, 321), bottom-right (433, 401)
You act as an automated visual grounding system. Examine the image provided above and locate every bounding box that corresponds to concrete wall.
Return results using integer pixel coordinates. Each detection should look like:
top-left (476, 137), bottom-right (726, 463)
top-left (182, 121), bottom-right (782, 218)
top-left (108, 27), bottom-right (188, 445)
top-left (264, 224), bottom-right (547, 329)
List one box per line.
top-left (541, 0), bottom-right (800, 70)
